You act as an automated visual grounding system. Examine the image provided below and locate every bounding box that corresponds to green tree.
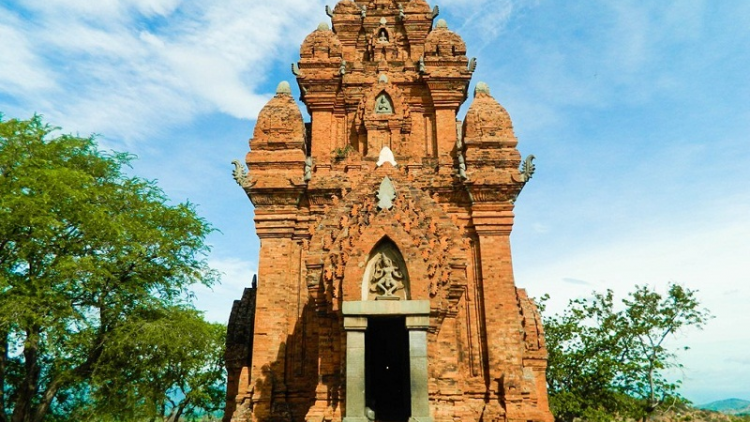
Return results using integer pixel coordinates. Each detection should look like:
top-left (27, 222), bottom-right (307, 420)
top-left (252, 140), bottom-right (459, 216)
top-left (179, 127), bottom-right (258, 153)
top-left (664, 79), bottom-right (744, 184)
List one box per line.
top-left (72, 307), bottom-right (226, 421)
top-left (0, 115), bottom-right (221, 421)
top-left (542, 284), bottom-right (711, 422)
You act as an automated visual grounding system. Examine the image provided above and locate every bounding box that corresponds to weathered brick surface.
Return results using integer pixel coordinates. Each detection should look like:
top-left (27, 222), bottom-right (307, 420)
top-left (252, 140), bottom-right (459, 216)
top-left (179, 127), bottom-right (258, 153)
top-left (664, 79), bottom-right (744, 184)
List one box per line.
top-left (224, 1), bottom-right (553, 421)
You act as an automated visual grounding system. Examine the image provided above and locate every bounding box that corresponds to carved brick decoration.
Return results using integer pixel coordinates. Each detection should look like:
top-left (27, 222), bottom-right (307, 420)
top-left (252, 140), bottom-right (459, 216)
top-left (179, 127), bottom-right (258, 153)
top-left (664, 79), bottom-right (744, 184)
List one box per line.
top-left (224, 1), bottom-right (553, 422)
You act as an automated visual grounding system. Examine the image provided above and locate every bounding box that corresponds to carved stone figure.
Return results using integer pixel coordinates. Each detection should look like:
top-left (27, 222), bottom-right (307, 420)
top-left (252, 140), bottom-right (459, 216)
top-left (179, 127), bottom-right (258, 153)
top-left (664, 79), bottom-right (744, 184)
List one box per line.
top-left (375, 94), bottom-right (393, 114)
top-left (304, 156), bottom-right (313, 182)
top-left (339, 59), bottom-right (347, 75)
top-left (457, 151), bottom-right (467, 180)
top-left (378, 29), bottom-right (389, 43)
top-left (369, 253), bottom-right (404, 298)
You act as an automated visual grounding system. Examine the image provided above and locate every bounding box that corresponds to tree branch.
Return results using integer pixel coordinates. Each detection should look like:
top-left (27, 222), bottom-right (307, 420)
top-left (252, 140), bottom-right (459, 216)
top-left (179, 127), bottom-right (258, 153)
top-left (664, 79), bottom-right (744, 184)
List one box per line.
top-left (31, 330), bottom-right (107, 422)
top-left (11, 326), bottom-right (41, 422)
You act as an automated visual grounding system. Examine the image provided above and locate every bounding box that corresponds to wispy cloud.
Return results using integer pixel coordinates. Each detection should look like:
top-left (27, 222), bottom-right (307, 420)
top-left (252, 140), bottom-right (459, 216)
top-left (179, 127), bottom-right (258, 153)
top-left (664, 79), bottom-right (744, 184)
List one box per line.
top-left (0, 15), bottom-right (57, 96)
top-left (440, 0), bottom-right (540, 51)
top-left (1, 0), bottom-right (326, 144)
top-left (562, 278), bottom-right (590, 286)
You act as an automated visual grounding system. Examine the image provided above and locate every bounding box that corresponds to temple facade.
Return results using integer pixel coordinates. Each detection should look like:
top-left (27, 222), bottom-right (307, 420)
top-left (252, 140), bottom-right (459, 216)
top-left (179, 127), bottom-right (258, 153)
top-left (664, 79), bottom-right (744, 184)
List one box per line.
top-left (224, 1), bottom-right (553, 422)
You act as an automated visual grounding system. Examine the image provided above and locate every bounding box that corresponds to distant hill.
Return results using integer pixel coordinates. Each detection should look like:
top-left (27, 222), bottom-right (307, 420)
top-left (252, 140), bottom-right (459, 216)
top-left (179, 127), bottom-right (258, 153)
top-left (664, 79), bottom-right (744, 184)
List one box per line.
top-left (699, 399), bottom-right (750, 415)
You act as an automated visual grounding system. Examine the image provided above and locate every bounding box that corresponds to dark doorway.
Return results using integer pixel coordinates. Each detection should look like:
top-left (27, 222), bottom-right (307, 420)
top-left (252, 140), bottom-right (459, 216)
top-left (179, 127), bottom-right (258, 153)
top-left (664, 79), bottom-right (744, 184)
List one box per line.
top-left (365, 317), bottom-right (411, 422)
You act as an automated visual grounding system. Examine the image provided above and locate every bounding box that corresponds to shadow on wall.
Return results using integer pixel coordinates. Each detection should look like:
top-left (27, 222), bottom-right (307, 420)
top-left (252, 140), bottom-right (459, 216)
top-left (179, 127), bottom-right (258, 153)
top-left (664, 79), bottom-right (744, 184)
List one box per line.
top-left (226, 289), bottom-right (333, 422)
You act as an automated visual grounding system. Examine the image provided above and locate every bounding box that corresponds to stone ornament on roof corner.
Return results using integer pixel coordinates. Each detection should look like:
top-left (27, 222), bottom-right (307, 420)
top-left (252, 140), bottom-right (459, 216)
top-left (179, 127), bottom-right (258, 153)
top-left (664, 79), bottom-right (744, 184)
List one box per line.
top-left (516, 154), bottom-right (536, 184)
top-left (231, 160), bottom-right (247, 186)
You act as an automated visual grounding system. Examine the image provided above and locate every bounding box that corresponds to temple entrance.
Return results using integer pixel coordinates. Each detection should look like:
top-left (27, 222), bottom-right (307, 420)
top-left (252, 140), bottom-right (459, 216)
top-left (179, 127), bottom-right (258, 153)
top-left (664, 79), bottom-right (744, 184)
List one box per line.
top-left (365, 317), bottom-right (411, 422)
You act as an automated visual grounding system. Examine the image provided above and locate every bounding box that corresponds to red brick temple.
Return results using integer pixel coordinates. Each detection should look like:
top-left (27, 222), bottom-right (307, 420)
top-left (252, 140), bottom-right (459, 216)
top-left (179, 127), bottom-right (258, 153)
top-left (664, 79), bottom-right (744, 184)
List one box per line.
top-left (225, 1), bottom-right (553, 422)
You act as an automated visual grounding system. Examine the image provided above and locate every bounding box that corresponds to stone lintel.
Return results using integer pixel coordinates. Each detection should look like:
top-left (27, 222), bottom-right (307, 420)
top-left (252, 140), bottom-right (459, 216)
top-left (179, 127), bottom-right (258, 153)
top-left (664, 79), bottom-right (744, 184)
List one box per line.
top-left (343, 316), bottom-right (368, 331)
top-left (342, 300), bottom-right (430, 316)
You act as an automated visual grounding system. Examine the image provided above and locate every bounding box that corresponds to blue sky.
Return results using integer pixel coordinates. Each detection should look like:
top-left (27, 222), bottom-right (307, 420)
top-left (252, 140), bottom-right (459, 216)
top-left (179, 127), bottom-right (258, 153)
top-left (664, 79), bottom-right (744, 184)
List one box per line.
top-left (1, 0), bottom-right (748, 405)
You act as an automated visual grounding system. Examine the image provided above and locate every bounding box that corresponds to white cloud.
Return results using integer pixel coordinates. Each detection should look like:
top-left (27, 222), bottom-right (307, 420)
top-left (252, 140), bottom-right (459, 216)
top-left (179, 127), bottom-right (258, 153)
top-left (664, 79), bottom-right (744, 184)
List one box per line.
top-left (1, 0), bottom-right (326, 143)
top-left (16, 0), bottom-right (182, 22)
top-left (439, 0), bottom-right (533, 50)
top-left (0, 17), bottom-right (57, 95)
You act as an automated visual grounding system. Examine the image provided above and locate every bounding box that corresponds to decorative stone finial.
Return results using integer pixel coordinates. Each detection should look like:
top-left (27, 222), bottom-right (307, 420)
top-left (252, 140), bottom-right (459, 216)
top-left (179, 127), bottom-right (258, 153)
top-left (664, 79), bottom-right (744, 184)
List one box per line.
top-left (376, 146), bottom-right (397, 167)
top-left (276, 81), bottom-right (292, 95)
top-left (520, 154), bottom-right (536, 182)
top-left (376, 176), bottom-right (397, 210)
top-left (317, 22), bottom-right (330, 31)
top-left (231, 160), bottom-right (247, 186)
top-left (380, 17), bottom-right (387, 26)
top-left (436, 19), bottom-right (448, 29)
top-left (475, 81), bottom-right (490, 96)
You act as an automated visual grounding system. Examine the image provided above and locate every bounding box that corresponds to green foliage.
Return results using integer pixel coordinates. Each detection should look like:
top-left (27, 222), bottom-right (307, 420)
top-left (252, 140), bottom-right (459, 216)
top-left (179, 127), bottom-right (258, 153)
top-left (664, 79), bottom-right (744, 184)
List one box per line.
top-left (541, 284), bottom-right (711, 422)
top-left (0, 115), bottom-right (222, 421)
top-left (332, 145), bottom-right (354, 160)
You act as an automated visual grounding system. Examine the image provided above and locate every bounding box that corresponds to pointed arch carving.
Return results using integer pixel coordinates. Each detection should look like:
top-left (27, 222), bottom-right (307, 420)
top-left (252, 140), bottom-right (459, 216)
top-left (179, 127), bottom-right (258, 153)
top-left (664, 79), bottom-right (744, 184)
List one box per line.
top-left (355, 80), bottom-right (409, 126)
top-left (362, 237), bottom-right (410, 300)
top-left (374, 92), bottom-right (394, 115)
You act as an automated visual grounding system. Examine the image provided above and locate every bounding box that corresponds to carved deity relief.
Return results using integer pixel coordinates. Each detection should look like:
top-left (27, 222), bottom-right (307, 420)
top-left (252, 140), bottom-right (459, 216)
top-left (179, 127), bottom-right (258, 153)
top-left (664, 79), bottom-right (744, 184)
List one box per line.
top-left (362, 240), bottom-right (409, 301)
top-left (374, 93), bottom-right (394, 115)
top-left (370, 253), bottom-right (403, 298)
top-left (377, 28), bottom-right (389, 43)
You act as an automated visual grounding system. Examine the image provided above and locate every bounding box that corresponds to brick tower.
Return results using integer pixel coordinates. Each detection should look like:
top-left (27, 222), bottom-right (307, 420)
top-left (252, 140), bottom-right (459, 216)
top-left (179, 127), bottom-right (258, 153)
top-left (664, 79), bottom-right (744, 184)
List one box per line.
top-left (225, 1), bottom-right (553, 422)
